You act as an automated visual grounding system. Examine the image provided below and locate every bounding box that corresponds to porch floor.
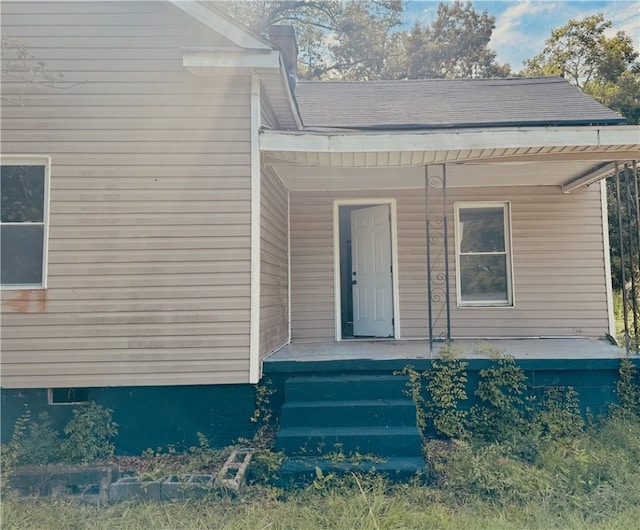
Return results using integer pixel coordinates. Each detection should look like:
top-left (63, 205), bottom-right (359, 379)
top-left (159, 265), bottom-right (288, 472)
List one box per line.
top-left (265, 338), bottom-right (626, 363)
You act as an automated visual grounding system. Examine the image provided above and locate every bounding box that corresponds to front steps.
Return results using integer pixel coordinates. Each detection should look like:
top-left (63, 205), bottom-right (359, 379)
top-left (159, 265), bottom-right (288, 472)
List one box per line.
top-left (274, 374), bottom-right (424, 484)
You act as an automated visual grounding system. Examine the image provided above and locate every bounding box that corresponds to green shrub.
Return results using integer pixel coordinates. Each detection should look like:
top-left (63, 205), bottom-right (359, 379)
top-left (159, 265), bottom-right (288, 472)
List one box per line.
top-left (533, 386), bottom-right (585, 441)
top-left (399, 344), bottom-right (469, 439)
top-left (0, 407), bottom-right (61, 473)
top-left (58, 402), bottom-right (118, 464)
top-left (616, 358), bottom-right (640, 417)
top-left (470, 349), bottom-right (529, 443)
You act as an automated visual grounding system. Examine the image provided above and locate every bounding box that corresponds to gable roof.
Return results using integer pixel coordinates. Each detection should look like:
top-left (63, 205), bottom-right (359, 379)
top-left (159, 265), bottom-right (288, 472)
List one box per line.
top-left (294, 77), bottom-right (625, 130)
top-left (168, 1), bottom-right (301, 129)
top-left (168, 0), bottom-right (273, 50)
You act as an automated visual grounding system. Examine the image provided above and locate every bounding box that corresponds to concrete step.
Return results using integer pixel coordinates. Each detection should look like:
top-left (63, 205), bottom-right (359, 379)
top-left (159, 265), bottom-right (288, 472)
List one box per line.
top-left (285, 374), bottom-right (409, 402)
top-left (275, 425), bottom-right (423, 457)
top-left (280, 399), bottom-right (417, 428)
top-left (275, 455), bottom-right (425, 487)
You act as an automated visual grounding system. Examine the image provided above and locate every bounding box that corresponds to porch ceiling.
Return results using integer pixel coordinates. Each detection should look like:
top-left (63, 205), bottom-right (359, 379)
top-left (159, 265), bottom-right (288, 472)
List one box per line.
top-left (261, 125), bottom-right (640, 192)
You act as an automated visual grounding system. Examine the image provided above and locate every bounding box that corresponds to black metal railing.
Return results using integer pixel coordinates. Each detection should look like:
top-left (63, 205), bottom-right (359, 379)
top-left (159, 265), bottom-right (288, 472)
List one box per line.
top-left (425, 164), bottom-right (451, 354)
top-left (612, 161), bottom-right (640, 354)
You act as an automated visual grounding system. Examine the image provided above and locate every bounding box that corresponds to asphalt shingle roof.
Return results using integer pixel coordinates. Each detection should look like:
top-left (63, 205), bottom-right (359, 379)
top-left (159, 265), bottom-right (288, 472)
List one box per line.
top-left (293, 77), bottom-right (625, 130)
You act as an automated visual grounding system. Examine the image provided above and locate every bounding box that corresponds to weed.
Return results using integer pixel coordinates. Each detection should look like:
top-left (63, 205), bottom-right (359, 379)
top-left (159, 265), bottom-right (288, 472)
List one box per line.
top-left (250, 378), bottom-right (278, 450)
top-left (135, 434), bottom-right (228, 479)
top-left (616, 357), bottom-right (640, 417)
top-left (534, 386), bottom-right (584, 441)
top-left (399, 344), bottom-right (469, 439)
top-left (58, 402), bottom-right (118, 464)
top-left (470, 347), bottom-right (529, 443)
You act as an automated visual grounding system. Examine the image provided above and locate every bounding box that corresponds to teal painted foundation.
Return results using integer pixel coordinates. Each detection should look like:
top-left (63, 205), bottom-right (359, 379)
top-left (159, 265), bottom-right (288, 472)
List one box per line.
top-left (3, 357), bottom-right (638, 455)
top-left (264, 357), bottom-right (640, 419)
top-left (1, 385), bottom-right (257, 455)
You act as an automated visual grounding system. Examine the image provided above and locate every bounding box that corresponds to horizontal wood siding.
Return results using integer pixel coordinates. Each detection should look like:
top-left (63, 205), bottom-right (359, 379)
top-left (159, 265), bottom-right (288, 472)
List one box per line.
top-left (1, 1), bottom-right (253, 388)
top-left (260, 168), bottom-right (289, 358)
top-left (290, 185), bottom-right (609, 342)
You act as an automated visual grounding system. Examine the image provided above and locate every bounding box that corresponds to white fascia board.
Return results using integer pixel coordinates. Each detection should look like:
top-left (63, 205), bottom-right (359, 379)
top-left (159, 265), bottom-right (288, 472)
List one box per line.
top-left (183, 49), bottom-right (281, 71)
top-left (562, 162), bottom-right (616, 193)
top-left (260, 126), bottom-right (640, 154)
top-left (169, 1), bottom-right (272, 50)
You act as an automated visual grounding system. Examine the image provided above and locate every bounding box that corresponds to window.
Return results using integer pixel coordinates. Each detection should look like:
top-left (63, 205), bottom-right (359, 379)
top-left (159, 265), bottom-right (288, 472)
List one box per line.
top-left (48, 388), bottom-right (90, 405)
top-left (1, 158), bottom-right (50, 288)
top-left (455, 202), bottom-right (513, 306)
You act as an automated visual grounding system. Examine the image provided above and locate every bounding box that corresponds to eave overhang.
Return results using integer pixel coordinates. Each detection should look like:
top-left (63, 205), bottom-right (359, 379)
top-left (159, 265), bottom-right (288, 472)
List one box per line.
top-left (180, 47), bottom-right (302, 130)
top-left (261, 125), bottom-right (640, 191)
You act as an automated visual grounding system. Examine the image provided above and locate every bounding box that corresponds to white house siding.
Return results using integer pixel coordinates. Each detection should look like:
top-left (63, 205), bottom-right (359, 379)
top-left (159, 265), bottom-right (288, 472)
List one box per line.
top-left (259, 167), bottom-right (289, 358)
top-left (1, 2), bottom-right (254, 388)
top-left (289, 184), bottom-right (609, 342)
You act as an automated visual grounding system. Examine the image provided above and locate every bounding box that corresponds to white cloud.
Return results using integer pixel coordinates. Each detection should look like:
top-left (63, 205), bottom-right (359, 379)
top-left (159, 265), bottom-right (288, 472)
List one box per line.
top-left (603, 2), bottom-right (640, 54)
top-left (490, 1), bottom-right (559, 69)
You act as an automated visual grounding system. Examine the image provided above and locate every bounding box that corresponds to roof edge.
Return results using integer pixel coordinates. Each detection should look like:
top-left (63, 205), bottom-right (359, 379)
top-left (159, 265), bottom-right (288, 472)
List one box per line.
top-left (168, 1), bottom-right (274, 50)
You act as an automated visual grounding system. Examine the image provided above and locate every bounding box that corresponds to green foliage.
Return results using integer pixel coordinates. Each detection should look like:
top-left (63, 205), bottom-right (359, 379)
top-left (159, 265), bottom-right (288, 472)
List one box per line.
top-left (58, 402), bottom-right (118, 464)
top-left (399, 344), bottom-right (469, 439)
top-left (250, 379), bottom-right (278, 450)
top-left (0, 406), bottom-right (30, 492)
top-left (429, 439), bottom-right (553, 506)
top-left (137, 433), bottom-right (228, 480)
top-left (533, 386), bottom-right (585, 441)
top-left (396, 364), bottom-right (427, 435)
top-left (404, 1), bottom-right (510, 79)
top-left (217, 0), bottom-right (508, 81)
top-left (1, 407), bottom-right (61, 477)
top-left (4, 417), bottom-right (640, 529)
top-left (469, 348), bottom-right (529, 443)
top-left (616, 358), bottom-right (640, 417)
top-left (521, 14), bottom-right (638, 89)
top-left (17, 412), bottom-right (61, 465)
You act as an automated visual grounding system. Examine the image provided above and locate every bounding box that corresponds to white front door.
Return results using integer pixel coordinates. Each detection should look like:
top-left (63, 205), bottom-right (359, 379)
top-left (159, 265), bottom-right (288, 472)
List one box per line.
top-left (350, 204), bottom-right (394, 337)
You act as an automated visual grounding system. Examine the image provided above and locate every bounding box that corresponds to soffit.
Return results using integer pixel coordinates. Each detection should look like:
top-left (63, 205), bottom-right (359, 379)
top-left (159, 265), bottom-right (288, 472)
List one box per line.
top-left (261, 125), bottom-right (640, 191)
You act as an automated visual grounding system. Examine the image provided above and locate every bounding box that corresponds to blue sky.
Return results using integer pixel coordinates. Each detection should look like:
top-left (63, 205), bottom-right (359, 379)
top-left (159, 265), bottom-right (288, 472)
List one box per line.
top-left (404, 1), bottom-right (640, 71)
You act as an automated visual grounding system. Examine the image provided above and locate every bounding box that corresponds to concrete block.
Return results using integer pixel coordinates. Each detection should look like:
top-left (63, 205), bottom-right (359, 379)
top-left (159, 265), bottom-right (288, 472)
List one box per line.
top-left (161, 475), bottom-right (215, 500)
top-left (109, 477), bottom-right (161, 503)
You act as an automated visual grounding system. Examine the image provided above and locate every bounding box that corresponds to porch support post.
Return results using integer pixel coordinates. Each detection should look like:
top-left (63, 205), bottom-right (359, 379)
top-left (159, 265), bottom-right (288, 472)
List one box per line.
top-left (425, 164), bottom-right (452, 355)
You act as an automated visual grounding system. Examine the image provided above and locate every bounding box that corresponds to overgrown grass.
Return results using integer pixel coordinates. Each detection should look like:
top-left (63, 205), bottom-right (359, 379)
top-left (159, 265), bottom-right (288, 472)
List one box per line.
top-left (3, 413), bottom-right (640, 530)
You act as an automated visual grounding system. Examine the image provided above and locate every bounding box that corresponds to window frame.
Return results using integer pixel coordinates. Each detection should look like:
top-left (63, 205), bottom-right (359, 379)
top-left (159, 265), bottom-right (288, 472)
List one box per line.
top-left (1, 155), bottom-right (51, 290)
top-left (454, 201), bottom-right (514, 308)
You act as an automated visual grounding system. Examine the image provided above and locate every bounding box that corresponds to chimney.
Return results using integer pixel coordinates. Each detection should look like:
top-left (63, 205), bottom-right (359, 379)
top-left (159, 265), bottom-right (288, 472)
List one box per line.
top-left (269, 25), bottom-right (298, 88)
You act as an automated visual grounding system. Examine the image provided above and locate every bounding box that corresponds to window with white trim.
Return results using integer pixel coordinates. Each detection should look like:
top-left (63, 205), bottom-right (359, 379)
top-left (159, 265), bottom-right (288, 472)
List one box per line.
top-left (455, 202), bottom-right (513, 306)
top-left (1, 159), bottom-right (50, 288)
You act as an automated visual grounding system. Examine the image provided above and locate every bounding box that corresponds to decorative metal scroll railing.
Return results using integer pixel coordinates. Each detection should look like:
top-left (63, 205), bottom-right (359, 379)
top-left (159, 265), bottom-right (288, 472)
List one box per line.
top-left (425, 164), bottom-right (451, 354)
top-left (612, 161), bottom-right (640, 355)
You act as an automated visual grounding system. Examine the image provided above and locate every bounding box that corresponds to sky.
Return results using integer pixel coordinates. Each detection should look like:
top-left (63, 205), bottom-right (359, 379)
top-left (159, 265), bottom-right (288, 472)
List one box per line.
top-left (404, 0), bottom-right (640, 71)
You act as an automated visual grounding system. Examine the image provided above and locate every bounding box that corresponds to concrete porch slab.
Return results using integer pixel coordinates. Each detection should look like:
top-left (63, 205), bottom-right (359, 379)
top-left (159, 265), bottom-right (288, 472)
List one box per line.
top-left (266, 338), bottom-right (626, 363)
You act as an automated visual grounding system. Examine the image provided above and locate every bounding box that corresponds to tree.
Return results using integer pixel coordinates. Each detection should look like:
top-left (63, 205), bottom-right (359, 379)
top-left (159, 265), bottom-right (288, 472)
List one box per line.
top-left (214, 1), bottom-right (508, 80)
top-left (213, 0), bottom-right (404, 80)
top-left (404, 2), bottom-right (510, 79)
top-left (521, 14), bottom-right (639, 123)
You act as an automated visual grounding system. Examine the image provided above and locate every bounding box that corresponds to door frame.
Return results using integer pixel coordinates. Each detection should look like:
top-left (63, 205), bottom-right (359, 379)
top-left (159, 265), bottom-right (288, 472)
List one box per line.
top-left (332, 199), bottom-right (401, 341)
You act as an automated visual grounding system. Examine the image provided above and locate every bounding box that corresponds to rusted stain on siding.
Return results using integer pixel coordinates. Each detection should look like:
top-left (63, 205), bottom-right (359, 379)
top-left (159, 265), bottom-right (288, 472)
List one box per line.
top-left (4, 290), bottom-right (47, 313)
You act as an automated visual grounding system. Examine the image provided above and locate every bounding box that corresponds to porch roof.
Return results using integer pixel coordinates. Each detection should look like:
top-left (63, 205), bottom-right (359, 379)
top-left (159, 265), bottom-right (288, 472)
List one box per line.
top-left (261, 125), bottom-right (640, 192)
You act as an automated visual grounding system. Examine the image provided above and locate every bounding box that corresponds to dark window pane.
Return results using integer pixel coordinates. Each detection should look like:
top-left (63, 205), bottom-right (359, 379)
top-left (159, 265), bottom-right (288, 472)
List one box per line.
top-left (459, 207), bottom-right (505, 253)
top-left (51, 388), bottom-right (90, 404)
top-left (1, 165), bottom-right (45, 222)
top-left (1, 225), bottom-right (44, 285)
top-left (460, 254), bottom-right (508, 302)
